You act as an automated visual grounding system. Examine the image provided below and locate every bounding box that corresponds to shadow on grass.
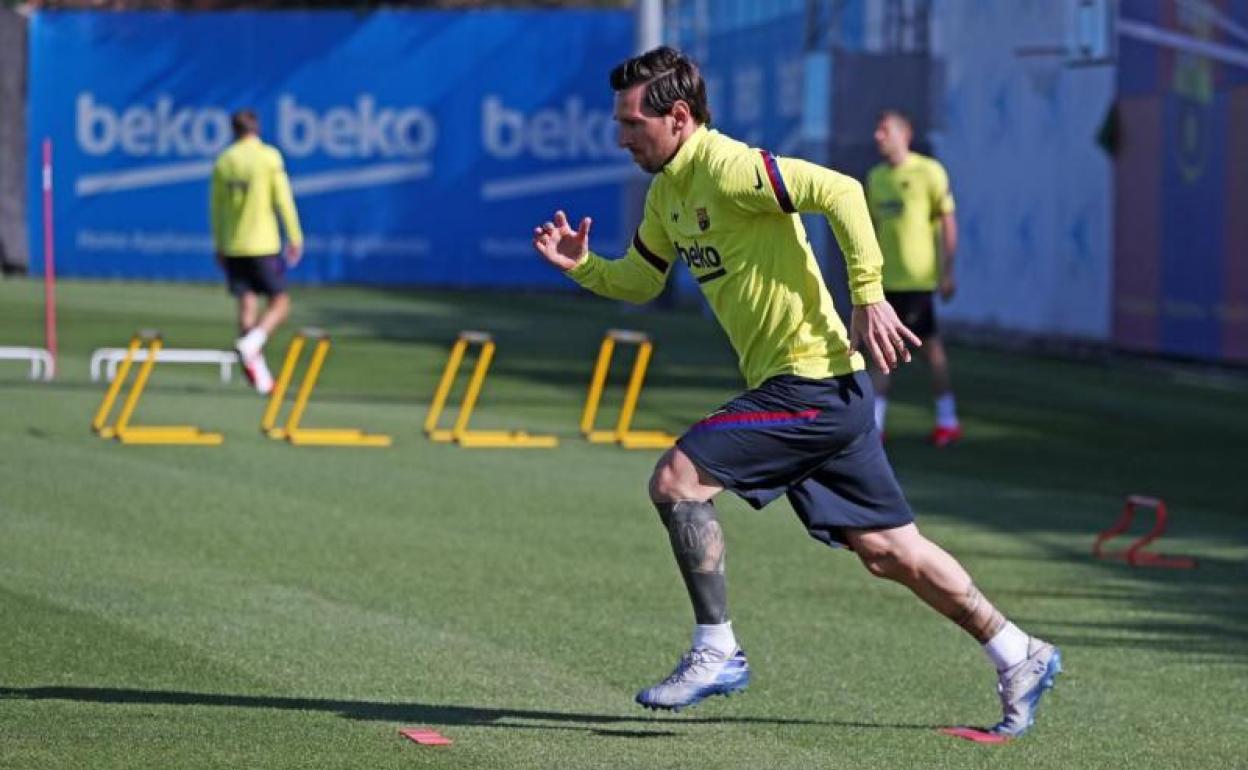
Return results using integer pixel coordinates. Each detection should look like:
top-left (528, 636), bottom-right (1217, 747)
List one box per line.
top-left (0, 685), bottom-right (940, 734)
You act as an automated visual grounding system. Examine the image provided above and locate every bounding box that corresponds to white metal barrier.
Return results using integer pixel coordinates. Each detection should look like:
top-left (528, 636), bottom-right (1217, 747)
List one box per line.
top-left (0, 346), bottom-right (55, 380)
top-left (90, 347), bottom-right (237, 383)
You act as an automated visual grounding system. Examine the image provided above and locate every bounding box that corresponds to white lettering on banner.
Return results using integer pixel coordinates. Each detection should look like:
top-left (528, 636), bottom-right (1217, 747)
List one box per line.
top-left (73, 92), bottom-right (439, 197)
top-left (482, 96), bottom-right (620, 161)
top-left (278, 95), bottom-right (437, 159)
top-left (76, 92), bottom-right (437, 160)
top-left (302, 234), bottom-right (431, 258)
top-left (76, 229), bottom-right (432, 259)
top-left (76, 93), bottom-right (231, 157)
top-left (75, 229), bottom-right (214, 254)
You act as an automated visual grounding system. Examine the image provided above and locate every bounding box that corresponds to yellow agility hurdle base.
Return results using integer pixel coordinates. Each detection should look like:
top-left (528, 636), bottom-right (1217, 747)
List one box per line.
top-left (90, 330), bottom-right (224, 446)
top-left (424, 331), bottom-right (558, 448)
top-left (261, 328), bottom-right (392, 447)
top-left (581, 329), bottom-right (676, 450)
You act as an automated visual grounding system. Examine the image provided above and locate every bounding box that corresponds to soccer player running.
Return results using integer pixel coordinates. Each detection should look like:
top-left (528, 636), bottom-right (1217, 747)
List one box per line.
top-left (531, 47), bottom-right (1061, 737)
top-left (867, 110), bottom-right (962, 446)
top-left (210, 109), bottom-right (303, 395)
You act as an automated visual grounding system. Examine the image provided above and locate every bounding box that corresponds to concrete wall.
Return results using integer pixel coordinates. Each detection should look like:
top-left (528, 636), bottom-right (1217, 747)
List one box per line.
top-left (930, 0), bottom-right (1115, 341)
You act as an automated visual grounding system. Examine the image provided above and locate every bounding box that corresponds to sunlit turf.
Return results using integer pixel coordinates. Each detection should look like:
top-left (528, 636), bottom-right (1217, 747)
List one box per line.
top-left (1, 279), bottom-right (1245, 769)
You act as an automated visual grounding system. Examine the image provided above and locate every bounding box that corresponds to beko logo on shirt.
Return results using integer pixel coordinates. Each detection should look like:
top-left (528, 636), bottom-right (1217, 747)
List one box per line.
top-left (75, 92), bottom-right (438, 159)
top-left (675, 240), bottom-right (722, 269)
top-left (482, 96), bottom-right (618, 160)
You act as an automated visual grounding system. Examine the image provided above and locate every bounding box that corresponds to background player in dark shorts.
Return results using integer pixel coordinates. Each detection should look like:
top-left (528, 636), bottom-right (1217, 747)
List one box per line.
top-left (867, 111), bottom-right (962, 446)
top-left (210, 109), bottom-right (303, 394)
top-left (884, 289), bottom-right (937, 340)
top-left (223, 253), bottom-right (287, 300)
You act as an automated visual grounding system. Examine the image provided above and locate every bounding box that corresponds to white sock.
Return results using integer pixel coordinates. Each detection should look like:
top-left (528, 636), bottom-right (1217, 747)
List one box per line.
top-left (935, 393), bottom-right (959, 429)
top-left (874, 397), bottom-right (888, 432)
top-left (983, 622), bottom-right (1029, 672)
top-left (238, 327), bottom-right (269, 358)
top-left (692, 622), bottom-right (737, 655)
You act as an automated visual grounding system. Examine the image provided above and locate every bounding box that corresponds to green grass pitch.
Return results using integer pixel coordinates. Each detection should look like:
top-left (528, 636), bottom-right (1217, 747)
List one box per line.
top-left (0, 279), bottom-right (1245, 769)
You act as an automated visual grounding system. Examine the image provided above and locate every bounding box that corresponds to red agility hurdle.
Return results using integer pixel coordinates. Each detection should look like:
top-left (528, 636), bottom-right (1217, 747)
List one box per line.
top-left (1092, 495), bottom-right (1197, 569)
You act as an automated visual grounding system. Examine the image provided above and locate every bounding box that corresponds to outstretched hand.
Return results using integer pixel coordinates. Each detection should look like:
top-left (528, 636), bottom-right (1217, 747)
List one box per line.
top-left (849, 301), bottom-right (923, 375)
top-left (532, 210), bottom-right (592, 271)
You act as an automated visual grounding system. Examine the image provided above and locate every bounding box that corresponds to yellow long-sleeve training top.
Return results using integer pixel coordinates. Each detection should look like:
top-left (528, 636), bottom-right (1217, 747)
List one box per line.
top-left (567, 126), bottom-right (885, 389)
top-left (866, 152), bottom-right (956, 291)
top-left (210, 136), bottom-right (303, 257)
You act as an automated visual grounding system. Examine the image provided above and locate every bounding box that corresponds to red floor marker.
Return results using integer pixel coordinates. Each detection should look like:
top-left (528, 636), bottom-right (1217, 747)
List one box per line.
top-left (939, 726), bottom-right (1010, 744)
top-left (400, 728), bottom-right (452, 746)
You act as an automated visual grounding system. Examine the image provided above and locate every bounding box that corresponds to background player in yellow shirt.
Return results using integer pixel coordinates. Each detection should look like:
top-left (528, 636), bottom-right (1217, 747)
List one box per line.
top-left (531, 46), bottom-right (1059, 738)
top-left (210, 109), bottom-right (303, 395)
top-left (867, 110), bottom-right (961, 446)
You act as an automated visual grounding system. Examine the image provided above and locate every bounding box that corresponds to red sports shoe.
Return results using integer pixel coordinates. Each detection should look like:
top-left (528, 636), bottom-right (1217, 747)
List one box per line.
top-left (929, 425), bottom-right (963, 448)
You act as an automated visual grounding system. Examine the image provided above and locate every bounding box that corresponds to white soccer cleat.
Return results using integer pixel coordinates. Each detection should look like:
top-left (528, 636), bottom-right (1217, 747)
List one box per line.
top-left (635, 647), bottom-right (750, 711)
top-left (991, 637), bottom-right (1062, 737)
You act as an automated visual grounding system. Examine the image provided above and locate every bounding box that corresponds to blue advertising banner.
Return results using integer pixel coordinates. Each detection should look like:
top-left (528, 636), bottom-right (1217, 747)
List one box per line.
top-left (28, 10), bottom-right (636, 287)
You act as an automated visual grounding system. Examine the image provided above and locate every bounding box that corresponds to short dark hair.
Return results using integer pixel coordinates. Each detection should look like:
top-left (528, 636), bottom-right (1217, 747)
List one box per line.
top-left (878, 109), bottom-right (913, 135)
top-left (610, 46), bottom-right (711, 125)
top-left (231, 109), bottom-right (260, 139)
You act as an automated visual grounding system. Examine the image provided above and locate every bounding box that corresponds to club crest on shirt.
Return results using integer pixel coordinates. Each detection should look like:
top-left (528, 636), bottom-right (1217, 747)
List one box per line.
top-left (696, 207), bottom-right (710, 231)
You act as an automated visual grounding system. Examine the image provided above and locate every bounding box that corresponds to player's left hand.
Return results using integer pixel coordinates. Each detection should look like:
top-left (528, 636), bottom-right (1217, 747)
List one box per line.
top-left (849, 301), bottom-right (922, 375)
top-left (940, 275), bottom-right (956, 302)
top-left (285, 242), bottom-right (303, 268)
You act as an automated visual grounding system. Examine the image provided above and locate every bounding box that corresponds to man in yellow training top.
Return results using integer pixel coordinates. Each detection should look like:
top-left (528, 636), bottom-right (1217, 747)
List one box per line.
top-left (867, 110), bottom-right (961, 446)
top-left (532, 46), bottom-right (1059, 737)
top-left (210, 109), bottom-right (303, 395)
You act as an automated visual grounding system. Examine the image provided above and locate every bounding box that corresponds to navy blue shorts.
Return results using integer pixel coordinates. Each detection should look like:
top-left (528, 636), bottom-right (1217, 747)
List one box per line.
top-left (885, 290), bottom-right (938, 339)
top-left (676, 372), bottom-right (914, 548)
top-left (223, 254), bottom-right (287, 298)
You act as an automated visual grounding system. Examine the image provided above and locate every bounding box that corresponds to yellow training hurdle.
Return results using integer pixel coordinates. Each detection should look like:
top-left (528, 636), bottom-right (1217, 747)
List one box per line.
top-left (261, 328), bottom-right (392, 447)
top-left (90, 330), bottom-right (224, 446)
top-left (580, 329), bottom-right (676, 450)
top-left (424, 331), bottom-right (558, 448)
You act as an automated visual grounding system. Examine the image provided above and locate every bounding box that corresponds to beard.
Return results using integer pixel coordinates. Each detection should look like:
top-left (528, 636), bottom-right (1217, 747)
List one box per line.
top-left (629, 151), bottom-right (662, 174)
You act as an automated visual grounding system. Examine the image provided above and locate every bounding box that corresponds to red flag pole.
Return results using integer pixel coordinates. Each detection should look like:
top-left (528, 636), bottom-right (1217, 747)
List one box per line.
top-left (42, 137), bottom-right (57, 377)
